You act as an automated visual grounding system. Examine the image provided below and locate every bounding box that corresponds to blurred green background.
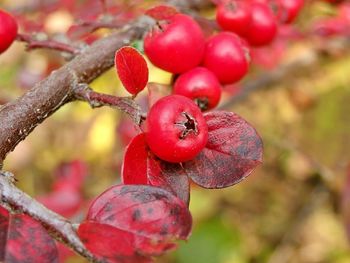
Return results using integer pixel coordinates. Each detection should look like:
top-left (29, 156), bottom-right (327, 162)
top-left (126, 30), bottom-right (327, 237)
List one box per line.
top-left (1, 0), bottom-right (350, 262)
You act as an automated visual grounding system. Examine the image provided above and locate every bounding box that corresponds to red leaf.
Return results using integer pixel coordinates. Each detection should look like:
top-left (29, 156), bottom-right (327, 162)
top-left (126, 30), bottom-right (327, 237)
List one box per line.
top-left (121, 134), bottom-right (190, 205)
top-left (115, 46), bottom-right (148, 95)
top-left (184, 111), bottom-right (263, 189)
top-left (145, 5), bottom-right (178, 21)
top-left (0, 206), bottom-right (58, 262)
top-left (78, 222), bottom-right (152, 263)
top-left (86, 185), bottom-right (192, 242)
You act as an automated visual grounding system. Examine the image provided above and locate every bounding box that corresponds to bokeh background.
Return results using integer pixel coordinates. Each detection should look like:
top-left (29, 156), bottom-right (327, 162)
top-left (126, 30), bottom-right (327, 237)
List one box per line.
top-left (0, 0), bottom-right (350, 262)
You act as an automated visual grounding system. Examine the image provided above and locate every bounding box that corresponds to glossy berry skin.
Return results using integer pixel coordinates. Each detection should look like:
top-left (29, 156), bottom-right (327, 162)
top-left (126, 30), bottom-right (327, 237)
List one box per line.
top-left (144, 14), bottom-right (205, 74)
top-left (216, 0), bottom-right (252, 36)
top-left (0, 9), bottom-right (18, 54)
top-left (146, 95), bottom-right (208, 163)
top-left (244, 2), bottom-right (278, 47)
top-left (173, 67), bottom-right (222, 111)
top-left (202, 32), bottom-right (249, 85)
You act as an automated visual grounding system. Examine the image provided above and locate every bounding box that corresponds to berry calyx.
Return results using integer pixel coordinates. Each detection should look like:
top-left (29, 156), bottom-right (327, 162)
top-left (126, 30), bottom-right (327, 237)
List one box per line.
top-left (216, 0), bottom-right (252, 36)
top-left (173, 67), bottom-right (222, 111)
top-left (0, 9), bottom-right (18, 54)
top-left (145, 95), bottom-right (208, 163)
top-left (144, 14), bottom-right (205, 74)
top-left (202, 32), bottom-right (250, 84)
top-left (244, 2), bottom-right (278, 46)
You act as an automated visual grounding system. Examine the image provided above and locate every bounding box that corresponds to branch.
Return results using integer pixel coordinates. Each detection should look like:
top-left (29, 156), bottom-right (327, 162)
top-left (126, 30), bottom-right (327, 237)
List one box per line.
top-left (74, 84), bottom-right (142, 124)
top-left (16, 33), bottom-right (81, 55)
top-left (0, 171), bottom-right (101, 263)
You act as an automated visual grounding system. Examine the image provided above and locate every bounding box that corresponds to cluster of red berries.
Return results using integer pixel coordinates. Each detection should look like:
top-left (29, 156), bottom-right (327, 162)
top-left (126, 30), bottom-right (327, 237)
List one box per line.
top-left (142, 0), bottom-right (304, 164)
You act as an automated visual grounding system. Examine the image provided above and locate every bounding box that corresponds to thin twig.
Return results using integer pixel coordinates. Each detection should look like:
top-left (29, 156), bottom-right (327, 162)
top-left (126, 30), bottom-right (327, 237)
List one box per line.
top-left (74, 84), bottom-right (142, 125)
top-left (16, 33), bottom-right (81, 55)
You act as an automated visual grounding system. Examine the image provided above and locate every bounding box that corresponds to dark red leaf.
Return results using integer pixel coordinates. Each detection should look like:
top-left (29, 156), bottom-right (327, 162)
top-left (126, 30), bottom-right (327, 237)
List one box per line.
top-left (78, 222), bottom-right (152, 263)
top-left (0, 207), bottom-right (59, 263)
top-left (184, 111), bottom-right (263, 189)
top-left (86, 185), bottom-right (192, 242)
top-left (145, 5), bottom-right (178, 21)
top-left (122, 134), bottom-right (190, 205)
top-left (0, 206), bottom-right (9, 261)
top-left (115, 46), bottom-right (148, 95)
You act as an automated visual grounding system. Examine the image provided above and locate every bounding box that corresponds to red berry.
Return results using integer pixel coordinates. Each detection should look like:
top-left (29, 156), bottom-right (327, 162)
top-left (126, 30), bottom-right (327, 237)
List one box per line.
top-left (144, 14), bottom-right (205, 74)
top-left (146, 95), bottom-right (208, 163)
top-left (244, 2), bottom-right (278, 46)
top-left (216, 0), bottom-right (252, 36)
top-left (0, 9), bottom-right (18, 54)
top-left (173, 67), bottom-right (222, 111)
top-left (202, 32), bottom-right (250, 85)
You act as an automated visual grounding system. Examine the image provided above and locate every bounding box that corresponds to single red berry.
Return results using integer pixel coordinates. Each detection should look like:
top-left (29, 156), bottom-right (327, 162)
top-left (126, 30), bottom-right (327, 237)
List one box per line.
top-left (244, 2), bottom-right (278, 46)
top-left (173, 67), bottom-right (222, 111)
top-left (202, 32), bottom-right (250, 85)
top-left (146, 95), bottom-right (208, 163)
top-left (216, 0), bottom-right (252, 36)
top-left (0, 9), bottom-right (18, 54)
top-left (144, 14), bottom-right (205, 74)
